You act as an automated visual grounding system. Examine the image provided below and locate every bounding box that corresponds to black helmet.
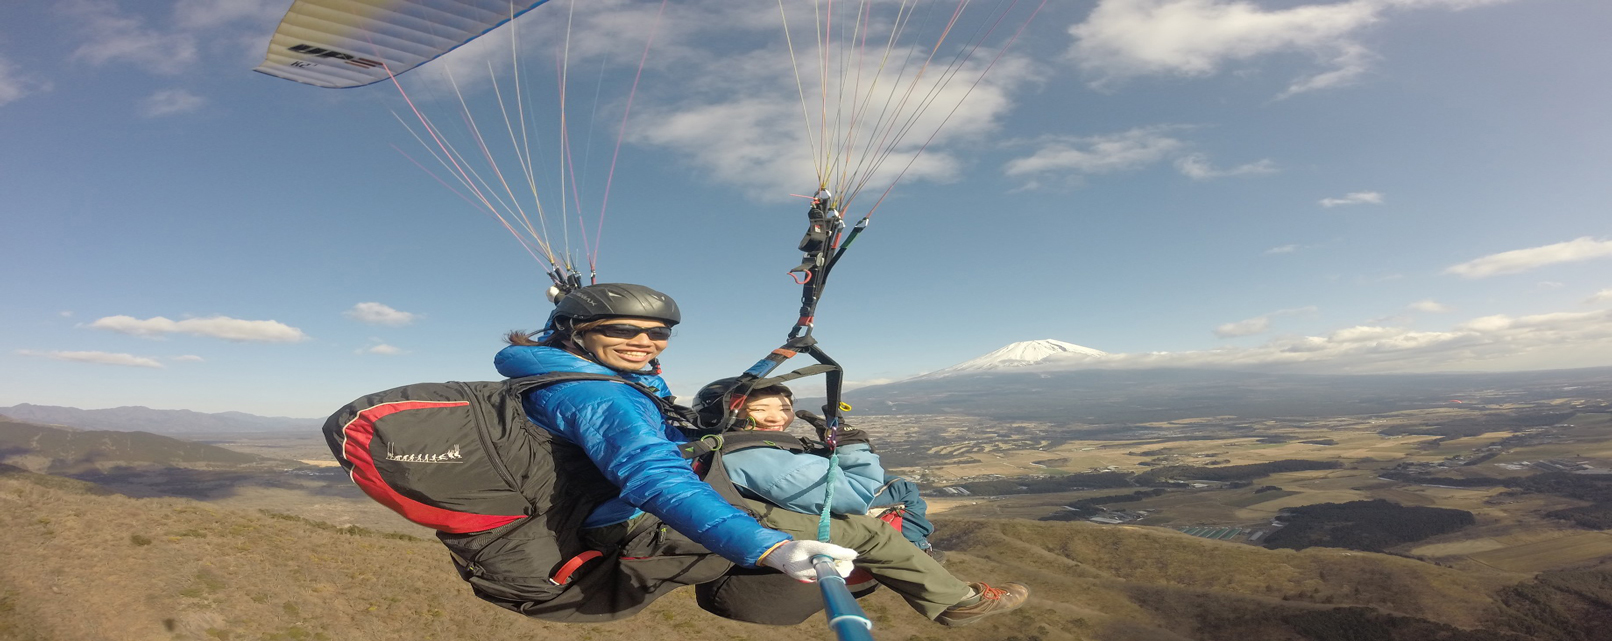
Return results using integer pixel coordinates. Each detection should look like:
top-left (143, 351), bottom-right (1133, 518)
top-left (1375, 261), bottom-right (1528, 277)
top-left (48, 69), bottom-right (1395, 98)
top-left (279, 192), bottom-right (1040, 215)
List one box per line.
top-left (692, 377), bottom-right (794, 429)
top-left (552, 283), bottom-right (681, 326)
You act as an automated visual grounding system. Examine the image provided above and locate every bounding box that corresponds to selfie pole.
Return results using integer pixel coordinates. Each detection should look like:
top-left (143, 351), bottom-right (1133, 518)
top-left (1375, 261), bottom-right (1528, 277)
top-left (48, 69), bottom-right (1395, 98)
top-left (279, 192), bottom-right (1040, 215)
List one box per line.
top-left (812, 555), bottom-right (875, 641)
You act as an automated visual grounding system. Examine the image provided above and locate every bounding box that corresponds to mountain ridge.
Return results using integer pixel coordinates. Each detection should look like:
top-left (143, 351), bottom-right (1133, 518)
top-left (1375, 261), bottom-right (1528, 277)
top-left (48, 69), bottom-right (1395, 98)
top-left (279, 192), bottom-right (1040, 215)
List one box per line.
top-left (0, 403), bottom-right (321, 435)
top-left (0, 416), bottom-right (288, 474)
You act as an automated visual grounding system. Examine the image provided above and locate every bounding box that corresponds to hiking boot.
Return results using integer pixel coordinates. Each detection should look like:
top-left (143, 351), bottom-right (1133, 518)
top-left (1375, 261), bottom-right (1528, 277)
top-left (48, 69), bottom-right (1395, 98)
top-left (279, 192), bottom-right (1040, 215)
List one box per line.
top-left (935, 582), bottom-right (1030, 627)
top-left (924, 547), bottom-right (947, 565)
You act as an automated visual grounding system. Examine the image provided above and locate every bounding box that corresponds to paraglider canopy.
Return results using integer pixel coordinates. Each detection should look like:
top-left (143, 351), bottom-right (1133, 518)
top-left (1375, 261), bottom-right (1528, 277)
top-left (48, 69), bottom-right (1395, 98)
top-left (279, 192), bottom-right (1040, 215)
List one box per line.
top-left (255, 0), bottom-right (552, 88)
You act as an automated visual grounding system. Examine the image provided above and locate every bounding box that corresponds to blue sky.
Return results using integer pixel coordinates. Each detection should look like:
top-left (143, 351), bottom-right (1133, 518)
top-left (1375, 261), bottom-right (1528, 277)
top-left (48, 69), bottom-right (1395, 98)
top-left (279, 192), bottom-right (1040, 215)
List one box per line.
top-left (3, 0), bottom-right (1610, 418)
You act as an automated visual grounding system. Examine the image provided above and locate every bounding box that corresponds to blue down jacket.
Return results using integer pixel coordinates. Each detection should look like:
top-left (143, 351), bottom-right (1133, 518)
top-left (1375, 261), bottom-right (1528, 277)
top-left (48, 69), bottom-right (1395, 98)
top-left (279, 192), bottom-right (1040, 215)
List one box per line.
top-left (723, 442), bottom-right (885, 515)
top-left (494, 345), bottom-right (789, 567)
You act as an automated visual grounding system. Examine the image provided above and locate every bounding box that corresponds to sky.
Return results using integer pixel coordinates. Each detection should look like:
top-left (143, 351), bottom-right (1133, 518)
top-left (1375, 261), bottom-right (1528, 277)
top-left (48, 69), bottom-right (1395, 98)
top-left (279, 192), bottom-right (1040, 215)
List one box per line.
top-left (2, 0), bottom-right (1610, 418)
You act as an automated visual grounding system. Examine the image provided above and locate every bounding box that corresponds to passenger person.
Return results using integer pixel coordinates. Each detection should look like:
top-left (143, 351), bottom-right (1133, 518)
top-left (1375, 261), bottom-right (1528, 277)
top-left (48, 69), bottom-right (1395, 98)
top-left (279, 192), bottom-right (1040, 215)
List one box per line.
top-left (711, 380), bottom-right (941, 557)
top-left (694, 378), bottom-right (1028, 625)
top-left (495, 283), bottom-right (1027, 626)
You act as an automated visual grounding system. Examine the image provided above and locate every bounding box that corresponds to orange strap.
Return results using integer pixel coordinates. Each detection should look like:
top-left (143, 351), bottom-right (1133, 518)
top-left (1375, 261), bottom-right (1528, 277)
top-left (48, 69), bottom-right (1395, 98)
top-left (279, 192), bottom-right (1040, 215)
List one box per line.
top-left (549, 550), bottom-right (604, 586)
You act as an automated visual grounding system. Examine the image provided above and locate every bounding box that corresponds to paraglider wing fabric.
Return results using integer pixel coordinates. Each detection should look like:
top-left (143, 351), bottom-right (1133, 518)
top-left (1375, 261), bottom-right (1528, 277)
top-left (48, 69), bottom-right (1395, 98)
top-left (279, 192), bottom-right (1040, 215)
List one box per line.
top-left (255, 0), bottom-right (552, 88)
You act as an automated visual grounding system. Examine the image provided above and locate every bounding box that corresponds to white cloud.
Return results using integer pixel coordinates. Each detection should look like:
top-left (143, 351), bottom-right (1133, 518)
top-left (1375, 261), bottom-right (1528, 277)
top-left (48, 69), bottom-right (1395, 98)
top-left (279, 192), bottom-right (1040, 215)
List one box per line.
top-left (1586, 289), bottom-right (1612, 305)
top-left (392, 1), bottom-right (1042, 204)
top-left (1007, 127), bottom-right (1188, 177)
top-left (170, 354), bottom-right (205, 362)
top-left (1214, 305), bottom-right (1319, 338)
top-left (140, 88), bottom-right (205, 117)
top-left (362, 344), bottom-right (404, 356)
top-left (68, 0), bottom-right (198, 75)
top-left (1068, 0), bottom-right (1515, 96)
top-left (1215, 316), bottom-right (1270, 338)
top-left (1175, 154), bottom-right (1276, 180)
top-left (637, 51), bottom-right (1036, 201)
top-left (0, 55), bottom-right (50, 107)
top-left (58, 311), bottom-right (74, 318)
top-left (1265, 244), bottom-right (1298, 255)
top-left (344, 302), bottom-right (417, 327)
top-left (1028, 308), bottom-right (1612, 374)
top-left (18, 350), bottom-right (164, 368)
top-left (1409, 300), bottom-right (1452, 313)
top-left (87, 315), bottom-right (309, 342)
top-left (1445, 237), bottom-right (1612, 279)
top-left (1319, 191), bottom-right (1383, 207)
top-left (61, 0), bottom-right (281, 78)
top-left (1004, 127), bottom-right (1274, 186)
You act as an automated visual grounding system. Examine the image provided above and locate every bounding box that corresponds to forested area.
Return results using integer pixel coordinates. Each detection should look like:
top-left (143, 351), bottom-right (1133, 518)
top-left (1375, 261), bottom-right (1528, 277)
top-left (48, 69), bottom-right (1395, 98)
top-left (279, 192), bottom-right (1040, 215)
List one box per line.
top-left (1542, 504), bottom-right (1612, 529)
top-left (1376, 472), bottom-right (1503, 487)
top-left (1492, 563), bottom-right (1612, 641)
top-left (951, 460), bottom-right (1342, 497)
top-left (1508, 472), bottom-right (1612, 502)
top-left (1376, 411), bottom-right (1576, 438)
top-left (1075, 488), bottom-right (1169, 506)
top-left (1039, 489), bottom-right (1172, 520)
top-left (1135, 459), bottom-right (1341, 485)
top-left (1381, 471), bottom-right (1612, 529)
top-left (1518, 472), bottom-right (1612, 529)
top-left (956, 471), bottom-right (1133, 496)
top-left (1262, 500), bottom-right (1475, 552)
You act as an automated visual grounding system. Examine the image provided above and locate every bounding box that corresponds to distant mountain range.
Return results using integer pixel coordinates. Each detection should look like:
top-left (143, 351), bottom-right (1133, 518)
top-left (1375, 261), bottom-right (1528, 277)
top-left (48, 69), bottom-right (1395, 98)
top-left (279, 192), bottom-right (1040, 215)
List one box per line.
top-left (821, 340), bottom-right (1612, 423)
top-left (0, 416), bottom-right (285, 474)
top-left (0, 403), bottom-right (320, 435)
top-left (12, 339), bottom-right (1612, 430)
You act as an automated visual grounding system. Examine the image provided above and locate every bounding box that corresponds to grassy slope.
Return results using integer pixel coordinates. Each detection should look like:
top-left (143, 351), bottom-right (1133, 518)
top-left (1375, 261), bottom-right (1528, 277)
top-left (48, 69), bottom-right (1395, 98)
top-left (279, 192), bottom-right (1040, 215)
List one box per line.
top-left (0, 467), bottom-right (1562, 641)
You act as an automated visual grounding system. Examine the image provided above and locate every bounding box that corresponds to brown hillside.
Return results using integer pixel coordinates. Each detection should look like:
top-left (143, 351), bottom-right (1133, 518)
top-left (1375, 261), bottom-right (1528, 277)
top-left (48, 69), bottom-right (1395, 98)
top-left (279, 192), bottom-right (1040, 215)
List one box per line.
top-left (0, 468), bottom-right (1584, 641)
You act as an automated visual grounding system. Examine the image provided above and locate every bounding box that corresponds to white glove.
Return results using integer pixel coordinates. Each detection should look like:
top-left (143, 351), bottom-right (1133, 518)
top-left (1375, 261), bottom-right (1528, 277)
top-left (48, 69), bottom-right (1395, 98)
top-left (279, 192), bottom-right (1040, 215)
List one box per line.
top-left (759, 540), bottom-right (858, 582)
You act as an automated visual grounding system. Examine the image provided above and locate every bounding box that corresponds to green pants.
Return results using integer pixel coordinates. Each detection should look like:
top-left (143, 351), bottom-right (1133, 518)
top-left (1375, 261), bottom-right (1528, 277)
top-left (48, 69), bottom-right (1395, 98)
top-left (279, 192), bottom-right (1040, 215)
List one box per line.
top-left (745, 499), bottom-right (972, 620)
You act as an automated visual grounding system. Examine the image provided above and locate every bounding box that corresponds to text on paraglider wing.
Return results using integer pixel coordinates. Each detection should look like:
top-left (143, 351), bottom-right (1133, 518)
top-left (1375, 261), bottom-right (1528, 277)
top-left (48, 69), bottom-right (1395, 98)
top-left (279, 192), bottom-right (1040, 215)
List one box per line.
top-left (287, 44), bottom-right (383, 69)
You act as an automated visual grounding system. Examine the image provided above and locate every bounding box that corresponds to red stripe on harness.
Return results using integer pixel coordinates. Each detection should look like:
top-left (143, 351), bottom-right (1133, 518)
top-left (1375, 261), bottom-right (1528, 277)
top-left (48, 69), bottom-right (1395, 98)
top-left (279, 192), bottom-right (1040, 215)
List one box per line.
top-left (342, 400), bottom-right (525, 534)
top-left (549, 550), bottom-right (604, 585)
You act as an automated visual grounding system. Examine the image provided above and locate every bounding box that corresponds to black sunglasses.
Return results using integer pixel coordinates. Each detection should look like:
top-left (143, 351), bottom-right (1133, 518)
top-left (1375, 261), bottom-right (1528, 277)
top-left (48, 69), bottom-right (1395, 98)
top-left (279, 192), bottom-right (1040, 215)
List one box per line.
top-left (589, 324), bottom-right (673, 341)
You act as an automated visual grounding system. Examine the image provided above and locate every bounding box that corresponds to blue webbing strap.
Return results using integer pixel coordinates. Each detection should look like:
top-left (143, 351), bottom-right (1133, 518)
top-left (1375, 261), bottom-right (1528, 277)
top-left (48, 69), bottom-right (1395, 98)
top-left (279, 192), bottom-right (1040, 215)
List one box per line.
top-left (817, 448), bottom-right (841, 542)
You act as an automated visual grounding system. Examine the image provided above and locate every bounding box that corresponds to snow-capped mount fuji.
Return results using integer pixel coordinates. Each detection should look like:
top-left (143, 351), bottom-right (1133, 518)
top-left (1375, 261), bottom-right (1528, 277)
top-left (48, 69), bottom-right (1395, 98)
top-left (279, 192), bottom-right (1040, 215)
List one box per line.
top-left (910, 339), bottom-right (1107, 380)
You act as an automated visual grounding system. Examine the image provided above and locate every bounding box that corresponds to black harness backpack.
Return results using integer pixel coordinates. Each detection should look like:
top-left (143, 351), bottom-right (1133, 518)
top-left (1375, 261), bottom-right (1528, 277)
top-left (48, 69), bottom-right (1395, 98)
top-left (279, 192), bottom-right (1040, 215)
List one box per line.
top-left (323, 373), bottom-right (742, 622)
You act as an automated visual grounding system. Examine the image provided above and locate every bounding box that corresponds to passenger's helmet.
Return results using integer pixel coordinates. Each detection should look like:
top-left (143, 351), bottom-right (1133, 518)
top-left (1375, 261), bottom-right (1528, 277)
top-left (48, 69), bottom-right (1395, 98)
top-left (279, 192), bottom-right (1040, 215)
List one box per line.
top-left (692, 377), bottom-right (793, 429)
top-left (551, 283), bottom-right (681, 327)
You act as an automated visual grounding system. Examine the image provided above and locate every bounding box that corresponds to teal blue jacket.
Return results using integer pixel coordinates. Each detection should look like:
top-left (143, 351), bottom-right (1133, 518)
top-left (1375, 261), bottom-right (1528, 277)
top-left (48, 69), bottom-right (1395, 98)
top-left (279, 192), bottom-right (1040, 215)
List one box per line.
top-left (724, 441), bottom-right (886, 515)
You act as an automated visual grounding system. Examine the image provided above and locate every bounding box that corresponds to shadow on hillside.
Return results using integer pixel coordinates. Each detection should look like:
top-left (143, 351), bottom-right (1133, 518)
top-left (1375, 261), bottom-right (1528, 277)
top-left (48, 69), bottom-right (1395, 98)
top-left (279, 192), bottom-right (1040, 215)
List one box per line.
top-left (67, 465), bottom-right (363, 501)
